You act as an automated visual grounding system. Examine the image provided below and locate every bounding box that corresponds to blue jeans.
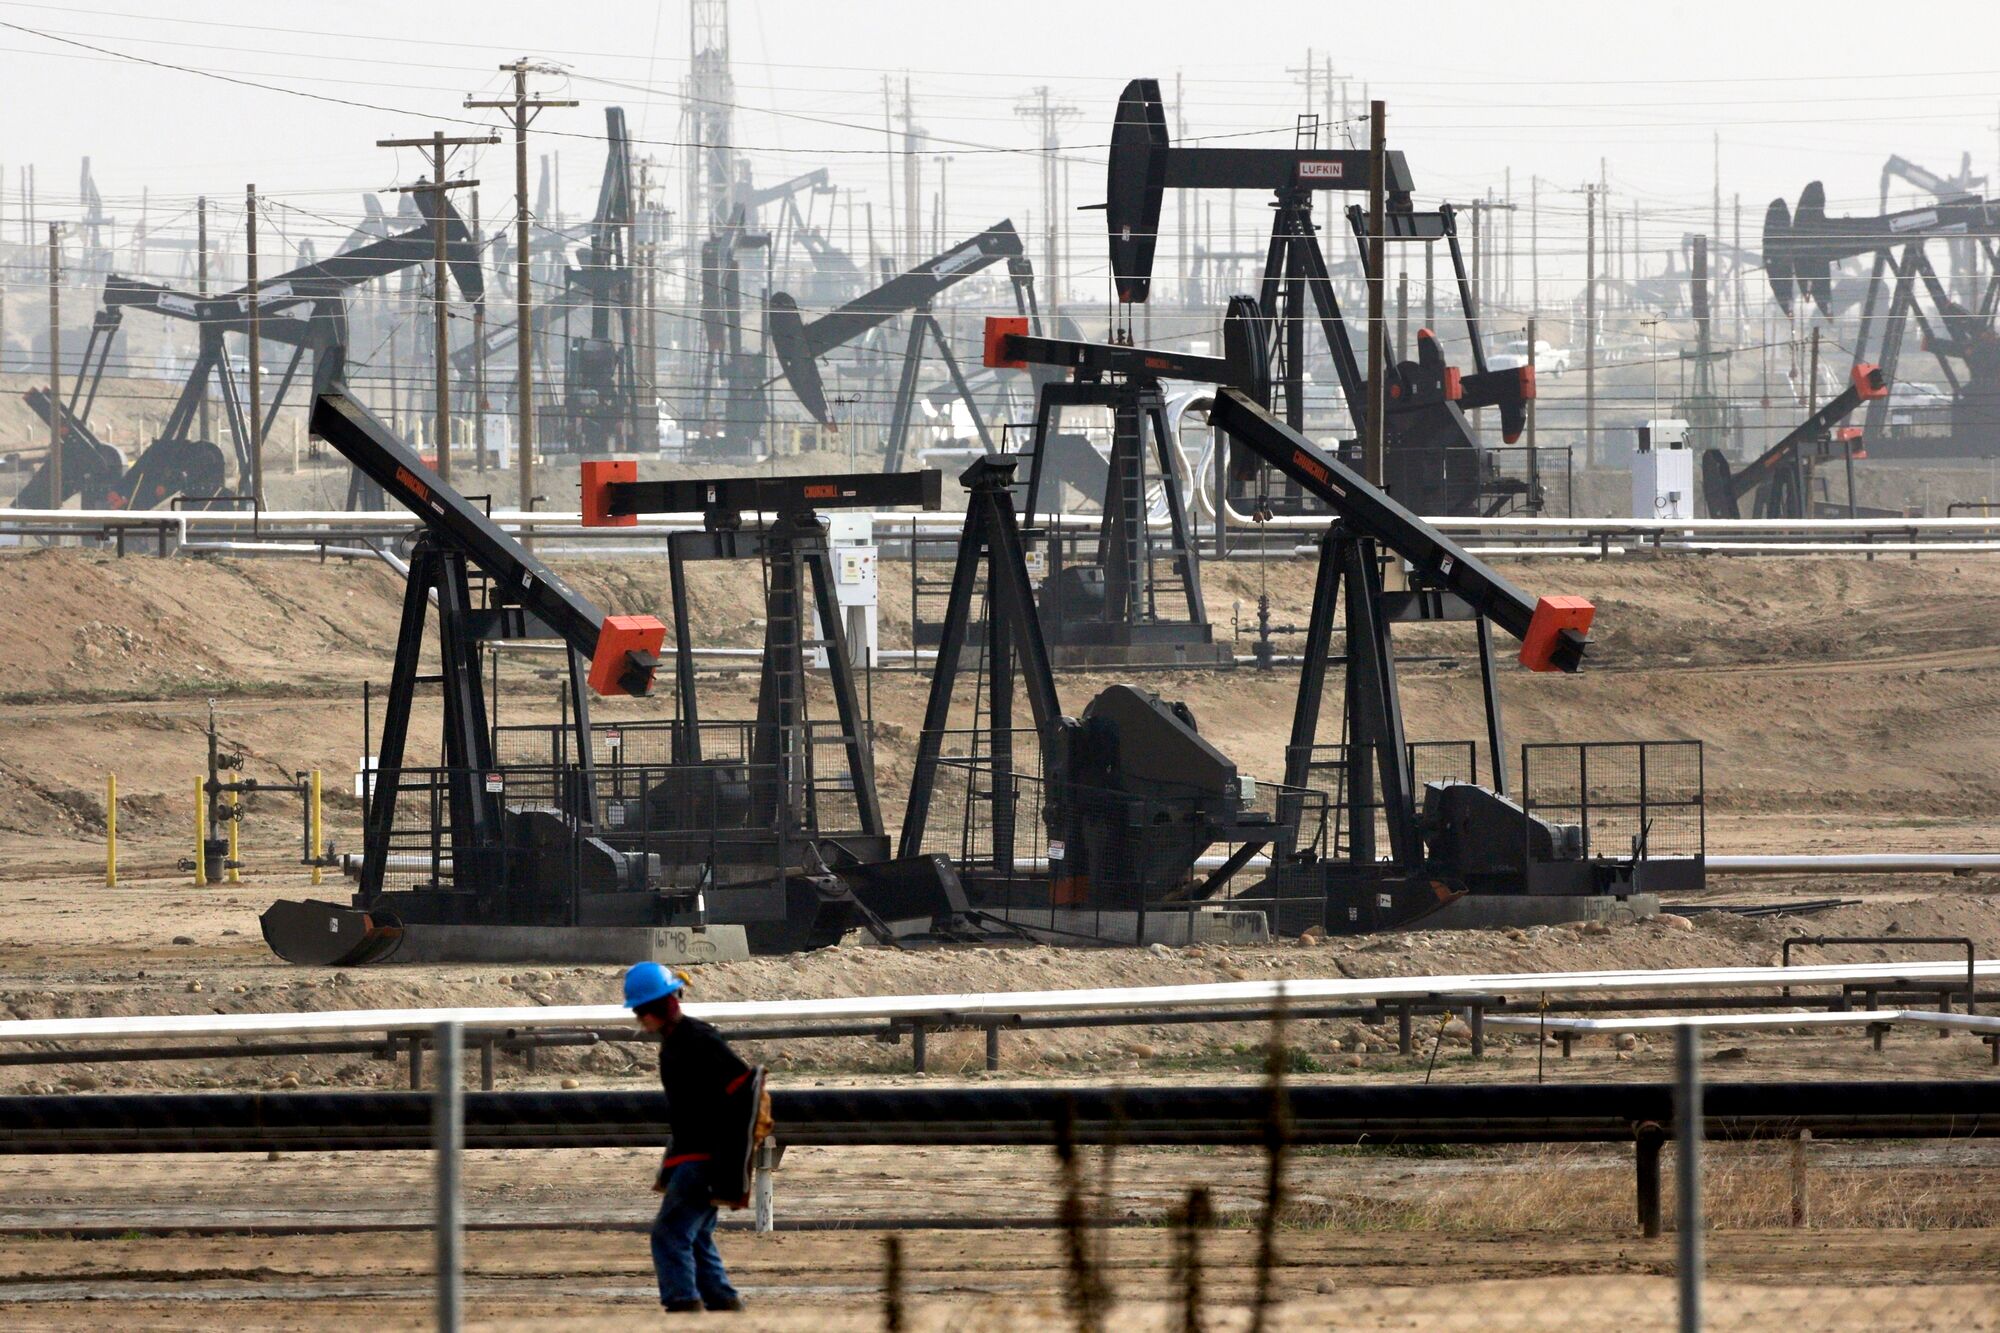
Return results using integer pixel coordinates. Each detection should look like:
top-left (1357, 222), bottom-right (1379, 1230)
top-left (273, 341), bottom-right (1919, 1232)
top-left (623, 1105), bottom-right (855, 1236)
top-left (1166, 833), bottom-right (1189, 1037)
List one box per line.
top-left (650, 1162), bottom-right (739, 1308)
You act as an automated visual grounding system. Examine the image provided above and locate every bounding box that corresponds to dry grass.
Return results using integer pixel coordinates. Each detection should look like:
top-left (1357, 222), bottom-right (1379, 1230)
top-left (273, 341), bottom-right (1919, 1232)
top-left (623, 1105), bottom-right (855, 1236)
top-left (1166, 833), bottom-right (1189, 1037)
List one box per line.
top-left (1279, 1143), bottom-right (2000, 1234)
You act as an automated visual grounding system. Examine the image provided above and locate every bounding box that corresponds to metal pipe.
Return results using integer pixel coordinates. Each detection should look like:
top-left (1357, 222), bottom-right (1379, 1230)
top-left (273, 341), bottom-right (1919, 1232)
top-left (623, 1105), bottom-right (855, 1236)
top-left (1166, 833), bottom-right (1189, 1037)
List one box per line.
top-left (10, 960), bottom-right (2000, 1047)
top-left (1709, 854), bottom-right (2000, 874)
top-left (5, 1079), bottom-right (1998, 1156)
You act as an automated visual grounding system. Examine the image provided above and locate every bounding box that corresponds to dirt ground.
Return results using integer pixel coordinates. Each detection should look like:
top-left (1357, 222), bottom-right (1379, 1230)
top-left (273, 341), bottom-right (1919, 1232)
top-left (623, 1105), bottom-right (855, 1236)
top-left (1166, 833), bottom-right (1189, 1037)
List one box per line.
top-left (2, 546), bottom-right (1999, 877)
top-left (2, 545), bottom-right (1999, 1326)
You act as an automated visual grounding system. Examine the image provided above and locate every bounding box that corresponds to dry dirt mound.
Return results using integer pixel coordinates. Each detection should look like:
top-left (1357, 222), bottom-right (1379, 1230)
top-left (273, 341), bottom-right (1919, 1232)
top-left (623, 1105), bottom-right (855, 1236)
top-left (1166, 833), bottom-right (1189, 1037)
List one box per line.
top-left (0, 547), bottom-right (1994, 858)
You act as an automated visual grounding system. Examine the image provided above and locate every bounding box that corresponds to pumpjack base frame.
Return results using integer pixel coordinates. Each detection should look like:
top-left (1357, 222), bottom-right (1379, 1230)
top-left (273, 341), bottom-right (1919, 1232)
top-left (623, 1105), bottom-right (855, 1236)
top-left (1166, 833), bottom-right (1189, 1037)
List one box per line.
top-left (892, 905), bottom-right (1271, 948)
top-left (388, 923), bottom-right (751, 965)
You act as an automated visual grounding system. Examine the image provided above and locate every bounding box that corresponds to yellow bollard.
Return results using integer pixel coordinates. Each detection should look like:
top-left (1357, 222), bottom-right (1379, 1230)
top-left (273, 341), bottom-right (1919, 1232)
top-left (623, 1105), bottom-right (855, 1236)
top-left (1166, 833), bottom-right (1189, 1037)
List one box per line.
top-left (309, 768), bottom-right (324, 886)
top-left (194, 777), bottom-right (208, 887)
top-left (226, 786), bottom-right (241, 884)
top-left (105, 773), bottom-right (117, 888)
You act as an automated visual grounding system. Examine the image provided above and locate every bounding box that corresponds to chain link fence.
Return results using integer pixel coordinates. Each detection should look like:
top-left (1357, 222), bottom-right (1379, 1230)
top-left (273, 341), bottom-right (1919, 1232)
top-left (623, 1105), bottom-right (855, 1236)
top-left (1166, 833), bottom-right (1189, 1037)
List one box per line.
top-left (4, 1013), bottom-right (1999, 1328)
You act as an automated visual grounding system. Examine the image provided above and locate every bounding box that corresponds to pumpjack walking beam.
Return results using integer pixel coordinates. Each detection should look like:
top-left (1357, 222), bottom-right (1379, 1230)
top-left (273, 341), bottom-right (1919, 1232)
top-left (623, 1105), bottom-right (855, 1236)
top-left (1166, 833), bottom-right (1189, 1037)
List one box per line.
top-left (1210, 389), bottom-right (1592, 667)
top-left (313, 391), bottom-right (665, 699)
top-left (767, 220), bottom-right (1038, 468)
top-left (1700, 364), bottom-right (1888, 520)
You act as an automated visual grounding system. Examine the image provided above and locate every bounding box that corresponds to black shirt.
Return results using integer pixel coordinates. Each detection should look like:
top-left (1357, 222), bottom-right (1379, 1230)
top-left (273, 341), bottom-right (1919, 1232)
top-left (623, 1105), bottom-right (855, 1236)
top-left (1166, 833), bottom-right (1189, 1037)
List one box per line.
top-left (657, 1015), bottom-right (752, 1167)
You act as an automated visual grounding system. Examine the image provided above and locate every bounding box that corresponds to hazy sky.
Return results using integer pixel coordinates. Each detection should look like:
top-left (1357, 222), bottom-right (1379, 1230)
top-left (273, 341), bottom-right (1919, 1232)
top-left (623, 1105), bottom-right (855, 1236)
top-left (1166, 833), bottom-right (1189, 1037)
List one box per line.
top-left (1, 0), bottom-right (1996, 303)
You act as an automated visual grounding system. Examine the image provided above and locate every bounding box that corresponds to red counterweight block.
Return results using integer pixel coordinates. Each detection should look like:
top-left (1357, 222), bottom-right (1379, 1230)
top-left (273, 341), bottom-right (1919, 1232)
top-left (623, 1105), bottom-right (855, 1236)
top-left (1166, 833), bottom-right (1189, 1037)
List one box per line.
top-left (580, 460), bottom-right (638, 527)
top-left (983, 316), bottom-right (1030, 369)
top-left (1517, 595), bottom-right (1595, 672)
top-left (588, 614), bottom-right (668, 697)
top-left (1852, 362), bottom-right (1888, 399)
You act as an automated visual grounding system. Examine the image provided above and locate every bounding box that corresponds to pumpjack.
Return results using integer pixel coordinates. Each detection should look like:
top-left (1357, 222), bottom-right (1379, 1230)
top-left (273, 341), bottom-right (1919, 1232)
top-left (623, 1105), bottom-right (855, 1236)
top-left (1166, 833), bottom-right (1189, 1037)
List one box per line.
top-left (768, 220), bottom-right (1041, 469)
top-left (260, 387), bottom-right (665, 964)
top-left (1103, 77), bottom-right (1537, 517)
top-left (16, 191), bottom-right (481, 512)
top-left (1208, 389), bottom-right (1704, 931)
top-left (577, 462), bottom-right (981, 951)
top-left (977, 306), bottom-right (1269, 664)
top-left (262, 390), bottom-right (966, 961)
top-left (560, 107), bottom-right (645, 454)
top-left (1701, 365), bottom-right (1888, 519)
top-left (897, 453), bottom-right (1289, 939)
top-left (1764, 179), bottom-right (2000, 459)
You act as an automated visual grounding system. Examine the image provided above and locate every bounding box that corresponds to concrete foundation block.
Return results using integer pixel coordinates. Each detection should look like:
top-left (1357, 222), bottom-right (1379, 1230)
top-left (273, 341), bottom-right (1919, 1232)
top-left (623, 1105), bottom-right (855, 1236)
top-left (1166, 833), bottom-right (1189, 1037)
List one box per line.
top-left (391, 923), bottom-right (750, 965)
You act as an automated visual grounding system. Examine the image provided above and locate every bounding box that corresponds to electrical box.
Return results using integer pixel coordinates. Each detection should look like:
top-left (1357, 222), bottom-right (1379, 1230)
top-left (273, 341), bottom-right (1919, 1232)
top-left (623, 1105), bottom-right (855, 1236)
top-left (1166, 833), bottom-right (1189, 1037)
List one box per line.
top-left (1633, 418), bottom-right (1693, 520)
top-left (814, 514), bottom-right (878, 668)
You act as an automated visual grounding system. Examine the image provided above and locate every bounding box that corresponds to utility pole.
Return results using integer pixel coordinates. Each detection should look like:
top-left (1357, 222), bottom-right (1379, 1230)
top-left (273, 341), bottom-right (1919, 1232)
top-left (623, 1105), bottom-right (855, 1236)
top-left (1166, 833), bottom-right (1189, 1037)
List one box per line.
top-left (1016, 87), bottom-right (1079, 312)
top-left (378, 129), bottom-right (498, 484)
top-left (197, 197), bottom-right (210, 443)
top-left (246, 184), bottom-right (262, 507)
top-left (1530, 176), bottom-right (1539, 316)
top-left (881, 75), bottom-right (898, 268)
top-left (1712, 132), bottom-right (1722, 270)
top-left (471, 191), bottom-right (486, 474)
top-left (1469, 200), bottom-right (1481, 318)
top-left (46, 222), bottom-right (60, 509)
top-left (1526, 314), bottom-right (1540, 508)
top-left (1733, 194), bottom-right (1744, 346)
top-left (1365, 100), bottom-right (1387, 487)
top-left (467, 62), bottom-right (574, 519)
top-left (901, 78), bottom-right (923, 270)
top-left (1584, 182), bottom-right (1597, 468)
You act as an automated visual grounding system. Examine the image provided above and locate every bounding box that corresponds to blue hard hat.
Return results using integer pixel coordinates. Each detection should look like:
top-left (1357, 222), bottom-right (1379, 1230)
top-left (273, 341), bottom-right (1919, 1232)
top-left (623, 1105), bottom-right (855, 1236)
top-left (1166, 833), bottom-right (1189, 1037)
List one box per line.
top-left (623, 961), bottom-right (685, 1009)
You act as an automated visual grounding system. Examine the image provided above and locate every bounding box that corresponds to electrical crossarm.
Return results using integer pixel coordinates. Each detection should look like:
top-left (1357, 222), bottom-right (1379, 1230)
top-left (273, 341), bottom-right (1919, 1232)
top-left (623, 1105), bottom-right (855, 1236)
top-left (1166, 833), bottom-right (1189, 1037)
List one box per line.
top-left (1208, 387), bottom-right (1592, 672)
top-left (310, 391), bottom-right (664, 696)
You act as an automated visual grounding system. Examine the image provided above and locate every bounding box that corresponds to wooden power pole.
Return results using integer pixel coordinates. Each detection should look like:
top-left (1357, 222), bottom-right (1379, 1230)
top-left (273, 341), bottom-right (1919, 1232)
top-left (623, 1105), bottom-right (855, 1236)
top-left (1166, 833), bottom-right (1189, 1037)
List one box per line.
top-left (377, 129), bottom-right (498, 485)
top-left (246, 184), bottom-right (262, 506)
top-left (1584, 182), bottom-right (1598, 468)
top-left (467, 63), bottom-right (574, 518)
top-left (46, 222), bottom-right (60, 508)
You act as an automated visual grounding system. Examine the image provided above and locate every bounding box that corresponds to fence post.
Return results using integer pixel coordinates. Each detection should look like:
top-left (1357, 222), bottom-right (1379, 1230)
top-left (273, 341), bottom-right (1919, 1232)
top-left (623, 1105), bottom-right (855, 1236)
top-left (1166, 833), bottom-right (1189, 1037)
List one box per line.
top-left (753, 1139), bottom-right (777, 1233)
top-left (105, 773), bottom-right (117, 887)
top-left (1634, 1123), bottom-right (1665, 1237)
top-left (1675, 1024), bottom-right (1703, 1333)
top-left (1789, 1129), bottom-right (1811, 1228)
top-left (434, 1020), bottom-right (464, 1332)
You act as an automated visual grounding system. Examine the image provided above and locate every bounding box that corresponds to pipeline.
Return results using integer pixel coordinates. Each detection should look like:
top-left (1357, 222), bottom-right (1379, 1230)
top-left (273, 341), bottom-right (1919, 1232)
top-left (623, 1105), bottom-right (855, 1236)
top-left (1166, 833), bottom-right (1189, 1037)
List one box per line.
top-left (4, 1080), bottom-right (1997, 1154)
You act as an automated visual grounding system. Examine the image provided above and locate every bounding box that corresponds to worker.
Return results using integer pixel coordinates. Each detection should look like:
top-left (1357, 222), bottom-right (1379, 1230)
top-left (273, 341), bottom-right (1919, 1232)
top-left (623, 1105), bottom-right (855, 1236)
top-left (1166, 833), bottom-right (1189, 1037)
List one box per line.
top-left (625, 961), bottom-right (768, 1315)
